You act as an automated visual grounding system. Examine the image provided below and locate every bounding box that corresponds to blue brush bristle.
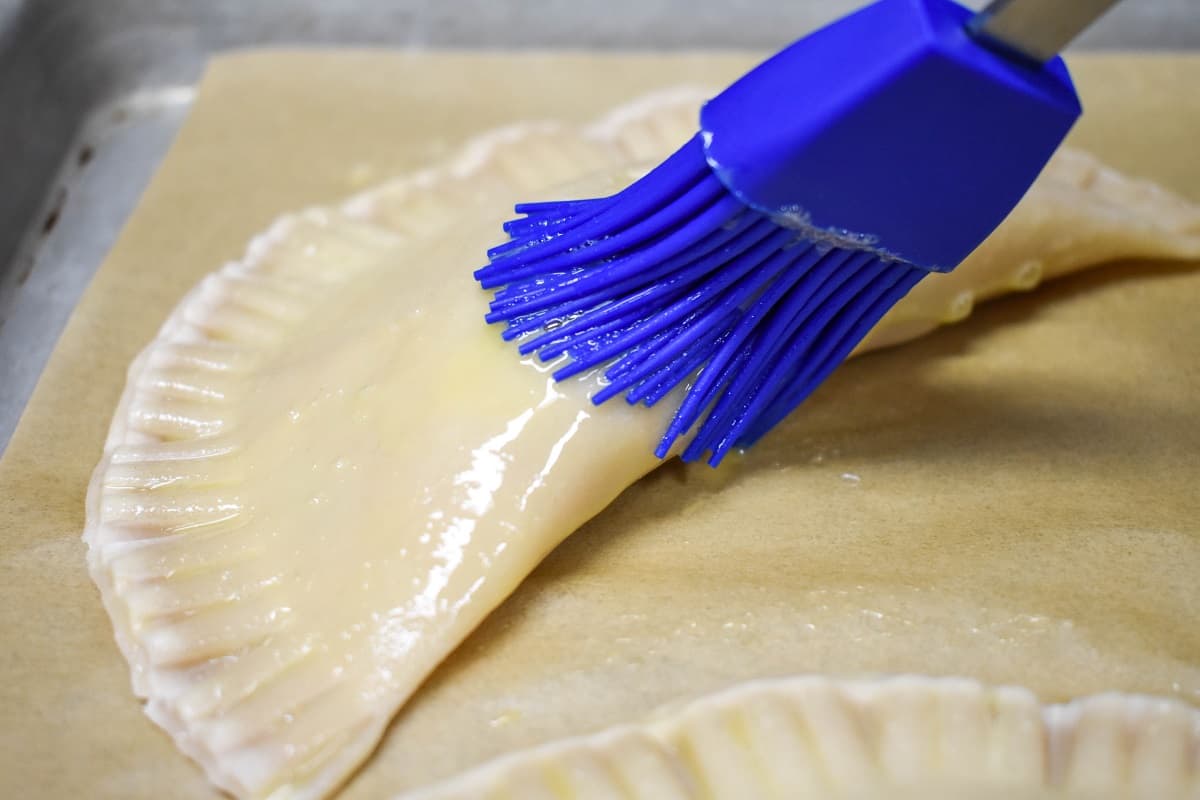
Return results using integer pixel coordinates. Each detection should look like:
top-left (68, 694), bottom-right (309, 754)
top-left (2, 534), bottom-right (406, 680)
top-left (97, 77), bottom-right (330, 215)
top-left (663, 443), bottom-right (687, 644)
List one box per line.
top-left (474, 134), bottom-right (925, 466)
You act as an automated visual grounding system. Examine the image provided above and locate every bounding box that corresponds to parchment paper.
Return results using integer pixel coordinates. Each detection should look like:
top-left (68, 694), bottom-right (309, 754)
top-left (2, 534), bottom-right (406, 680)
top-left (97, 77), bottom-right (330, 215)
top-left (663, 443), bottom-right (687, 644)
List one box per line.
top-left (1, 51), bottom-right (1198, 798)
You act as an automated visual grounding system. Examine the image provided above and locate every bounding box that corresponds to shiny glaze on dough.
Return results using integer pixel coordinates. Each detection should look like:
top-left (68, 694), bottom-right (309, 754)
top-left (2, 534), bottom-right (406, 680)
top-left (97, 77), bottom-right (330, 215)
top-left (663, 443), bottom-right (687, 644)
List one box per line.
top-left (85, 91), bottom-right (1200, 798)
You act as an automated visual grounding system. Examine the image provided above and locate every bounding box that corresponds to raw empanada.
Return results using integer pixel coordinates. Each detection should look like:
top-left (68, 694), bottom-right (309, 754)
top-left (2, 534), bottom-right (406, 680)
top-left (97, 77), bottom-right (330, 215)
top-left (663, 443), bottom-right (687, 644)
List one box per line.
top-left (85, 90), bottom-right (1200, 798)
top-left (400, 676), bottom-right (1200, 800)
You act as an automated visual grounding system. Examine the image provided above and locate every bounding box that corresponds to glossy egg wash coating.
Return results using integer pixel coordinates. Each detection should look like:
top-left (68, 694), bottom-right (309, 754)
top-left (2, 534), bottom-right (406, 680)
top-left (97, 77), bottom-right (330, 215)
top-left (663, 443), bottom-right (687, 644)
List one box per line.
top-left (85, 91), bottom-right (1200, 798)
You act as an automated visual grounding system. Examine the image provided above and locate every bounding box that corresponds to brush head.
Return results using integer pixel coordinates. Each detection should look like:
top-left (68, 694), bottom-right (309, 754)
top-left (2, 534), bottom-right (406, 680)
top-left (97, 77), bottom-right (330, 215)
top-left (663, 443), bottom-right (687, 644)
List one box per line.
top-left (475, 135), bottom-right (925, 465)
top-left (475, 0), bottom-right (1082, 466)
top-left (700, 0), bottom-right (1080, 271)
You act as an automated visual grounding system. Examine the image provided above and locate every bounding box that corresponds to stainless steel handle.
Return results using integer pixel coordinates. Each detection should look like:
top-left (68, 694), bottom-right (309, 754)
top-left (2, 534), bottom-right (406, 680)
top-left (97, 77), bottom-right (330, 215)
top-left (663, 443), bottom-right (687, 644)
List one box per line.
top-left (968, 0), bottom-right (1124, 64)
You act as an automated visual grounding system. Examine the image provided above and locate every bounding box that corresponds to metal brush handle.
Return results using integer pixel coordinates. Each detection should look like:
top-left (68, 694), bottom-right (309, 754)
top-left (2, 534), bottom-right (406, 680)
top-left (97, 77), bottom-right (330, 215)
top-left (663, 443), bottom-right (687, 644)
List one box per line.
top-left (968, 0), bottom-right (1124, 64)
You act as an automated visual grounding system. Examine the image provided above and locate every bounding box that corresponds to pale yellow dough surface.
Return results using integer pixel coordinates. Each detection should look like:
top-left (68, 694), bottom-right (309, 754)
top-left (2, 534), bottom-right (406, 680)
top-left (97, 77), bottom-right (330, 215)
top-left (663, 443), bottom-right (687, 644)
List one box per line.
top-left (403, 676), bottom-right (1200, 799)
top-left (83, 86), bottom-right (1200, 799)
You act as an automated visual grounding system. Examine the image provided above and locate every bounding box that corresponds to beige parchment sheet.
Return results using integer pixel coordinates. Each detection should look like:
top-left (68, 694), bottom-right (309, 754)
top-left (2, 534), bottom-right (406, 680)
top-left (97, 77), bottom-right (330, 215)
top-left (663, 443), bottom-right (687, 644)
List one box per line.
top-left (1, 51), bottom-right (1198, 798)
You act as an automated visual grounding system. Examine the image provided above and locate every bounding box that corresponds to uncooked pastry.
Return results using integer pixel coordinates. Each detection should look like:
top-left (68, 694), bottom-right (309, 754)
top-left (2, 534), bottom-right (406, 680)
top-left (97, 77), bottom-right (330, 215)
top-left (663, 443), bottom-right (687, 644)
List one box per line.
top-left (85, 90), bottom-right (1200, 798)
top-left (399, 675), bottom-right (1200, 799)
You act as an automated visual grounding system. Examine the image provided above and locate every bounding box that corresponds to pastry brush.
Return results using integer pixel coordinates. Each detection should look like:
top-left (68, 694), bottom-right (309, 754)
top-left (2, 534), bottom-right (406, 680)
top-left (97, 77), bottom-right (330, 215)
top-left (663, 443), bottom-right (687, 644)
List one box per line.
top-left (475, 0), bottom-right (1120, 465)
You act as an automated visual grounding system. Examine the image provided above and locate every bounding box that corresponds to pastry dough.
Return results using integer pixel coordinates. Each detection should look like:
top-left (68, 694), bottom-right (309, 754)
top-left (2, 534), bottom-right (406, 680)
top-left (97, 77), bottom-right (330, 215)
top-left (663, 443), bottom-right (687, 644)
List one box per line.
top-left (85, 90), bottom-right (1200, 798)
top-left (399, 676), bottom-right (1200, 800)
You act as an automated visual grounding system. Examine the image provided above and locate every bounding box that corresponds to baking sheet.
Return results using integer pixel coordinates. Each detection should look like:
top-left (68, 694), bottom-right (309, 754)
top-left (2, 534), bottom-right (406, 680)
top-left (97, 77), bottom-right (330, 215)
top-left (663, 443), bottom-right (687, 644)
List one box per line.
top-left (1, 51), bottom-right (1198, 798)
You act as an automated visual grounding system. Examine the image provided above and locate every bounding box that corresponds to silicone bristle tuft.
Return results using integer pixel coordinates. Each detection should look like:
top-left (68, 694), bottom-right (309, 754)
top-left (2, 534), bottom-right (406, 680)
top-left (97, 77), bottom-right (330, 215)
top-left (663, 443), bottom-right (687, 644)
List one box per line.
top-left (475, 133), bottom-right (926, 464)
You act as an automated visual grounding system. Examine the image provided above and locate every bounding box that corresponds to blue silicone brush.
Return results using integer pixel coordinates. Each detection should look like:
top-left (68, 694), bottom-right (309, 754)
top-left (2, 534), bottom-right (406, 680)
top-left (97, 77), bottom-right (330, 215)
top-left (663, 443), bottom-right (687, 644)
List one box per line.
top-left (475, 0), bottom-right (1119, 465)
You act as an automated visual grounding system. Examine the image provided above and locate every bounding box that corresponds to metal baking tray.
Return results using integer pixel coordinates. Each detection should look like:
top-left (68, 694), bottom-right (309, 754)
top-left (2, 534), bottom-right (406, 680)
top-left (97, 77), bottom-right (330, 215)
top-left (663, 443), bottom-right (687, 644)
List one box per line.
top-left (1, 0), bottom-right (1197, 452)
